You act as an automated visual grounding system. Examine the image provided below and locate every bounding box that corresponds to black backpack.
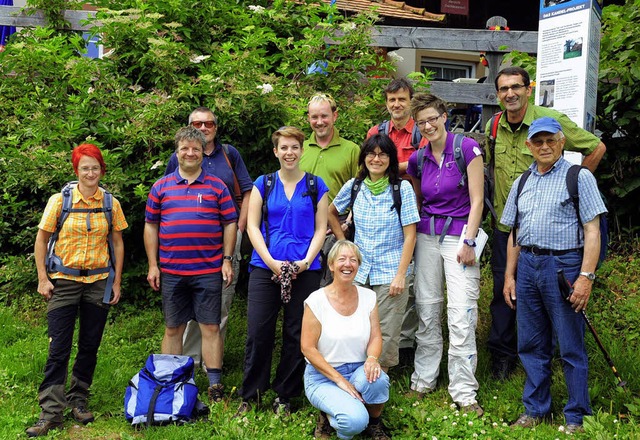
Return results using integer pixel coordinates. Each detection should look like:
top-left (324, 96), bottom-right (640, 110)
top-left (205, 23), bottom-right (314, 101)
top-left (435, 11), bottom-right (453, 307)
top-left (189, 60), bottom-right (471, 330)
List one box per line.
top-left (345, 178), bottom-right (402, 240)
top-left (261, 172), bottom-right (318, 248)
top-left (512, 164), bottom-right (608, 266)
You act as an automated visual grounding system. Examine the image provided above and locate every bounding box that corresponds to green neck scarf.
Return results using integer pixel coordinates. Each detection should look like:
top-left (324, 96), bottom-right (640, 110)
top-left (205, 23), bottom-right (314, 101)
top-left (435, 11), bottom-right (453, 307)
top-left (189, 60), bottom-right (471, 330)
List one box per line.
top-left (364, 175), bottom-right (389, 196)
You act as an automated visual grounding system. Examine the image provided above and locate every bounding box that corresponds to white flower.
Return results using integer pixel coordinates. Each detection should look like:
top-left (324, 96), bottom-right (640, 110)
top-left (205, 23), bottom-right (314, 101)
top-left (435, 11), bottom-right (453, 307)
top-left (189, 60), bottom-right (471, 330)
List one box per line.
top-left (468, 421), bottom-right (473, 426)
top-left (387, 51), bottom-right (404, 63)
top-left (450, 403), bottom-right (457, 409)
top-left (493, 395), bottom-right (498, 400)
top-left (248, 5), bottom-right (266, 13)
top-left (558, 425), bottom-right (566, 432)
top-left (614, 419), bottom-right (619, 423)
top-left (473, 434), bottom-right (478, 438)
top-left (87, 87), bottom-right (95, 94)
top-left (452, 422), bottom-right (457, 426)
top-left (257, 83), bottom-right (274, 94)
top-left (492, 422), bottom-right (498, 427)
top-left (432, 436), bottom-right (438, 440)
top-left (341, 22), bottom-right (356, 31)
top-left (150, 160), bottom-right (164, 170)
top-left (190, 54), bottom-right (210, 64)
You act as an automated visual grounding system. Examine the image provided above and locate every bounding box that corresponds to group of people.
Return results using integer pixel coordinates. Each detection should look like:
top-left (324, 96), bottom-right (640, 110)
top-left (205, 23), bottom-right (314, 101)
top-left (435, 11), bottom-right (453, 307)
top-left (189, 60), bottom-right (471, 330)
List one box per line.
top-left (28, 67), bottom-right (606, 439)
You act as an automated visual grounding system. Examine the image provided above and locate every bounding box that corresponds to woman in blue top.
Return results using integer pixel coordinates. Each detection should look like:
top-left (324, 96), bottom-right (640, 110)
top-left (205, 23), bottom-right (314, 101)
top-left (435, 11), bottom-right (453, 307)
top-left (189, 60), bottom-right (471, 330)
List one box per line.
top-left (237, 126), bottom-right (329, 417)
top-left (328, 133), bottom-right (419, 373)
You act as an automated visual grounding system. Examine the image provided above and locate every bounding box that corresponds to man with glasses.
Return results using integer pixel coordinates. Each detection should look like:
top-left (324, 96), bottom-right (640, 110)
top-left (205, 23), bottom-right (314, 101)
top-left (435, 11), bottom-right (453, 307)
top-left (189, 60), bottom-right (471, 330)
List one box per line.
top-left (501, 117), bottom-right (606, 433)
top-left (164, 107), bottom-right (252, 375)
top-left (300, 93), bottom-right (360, 286)
top-left (367, 77), bottom-right (421, 366)
top-left (486, 67), bottom-right (606, 380)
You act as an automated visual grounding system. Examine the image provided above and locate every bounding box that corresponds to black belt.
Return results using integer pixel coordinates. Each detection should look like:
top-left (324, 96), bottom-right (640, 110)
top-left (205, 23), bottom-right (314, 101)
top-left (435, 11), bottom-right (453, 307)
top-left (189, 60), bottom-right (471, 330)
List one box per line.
top-left (521, 246), bottom-right (582, 256)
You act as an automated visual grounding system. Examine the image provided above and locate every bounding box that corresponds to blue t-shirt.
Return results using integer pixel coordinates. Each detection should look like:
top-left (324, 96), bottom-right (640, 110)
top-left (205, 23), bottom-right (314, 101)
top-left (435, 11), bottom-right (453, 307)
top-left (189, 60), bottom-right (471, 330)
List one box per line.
top-left (250, 173), bottom-right (329, 271)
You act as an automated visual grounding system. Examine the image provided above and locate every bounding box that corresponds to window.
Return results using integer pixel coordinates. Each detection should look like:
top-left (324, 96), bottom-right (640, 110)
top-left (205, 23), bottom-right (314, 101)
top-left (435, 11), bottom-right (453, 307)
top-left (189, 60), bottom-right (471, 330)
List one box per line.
top-left (420, 58), bottom-right (475, 81)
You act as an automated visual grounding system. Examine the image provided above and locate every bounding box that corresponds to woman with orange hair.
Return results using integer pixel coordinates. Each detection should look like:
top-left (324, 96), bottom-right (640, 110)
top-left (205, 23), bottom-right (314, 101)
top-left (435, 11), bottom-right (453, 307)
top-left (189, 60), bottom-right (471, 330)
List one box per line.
top-left (27, 144), bottom-right (128, 437)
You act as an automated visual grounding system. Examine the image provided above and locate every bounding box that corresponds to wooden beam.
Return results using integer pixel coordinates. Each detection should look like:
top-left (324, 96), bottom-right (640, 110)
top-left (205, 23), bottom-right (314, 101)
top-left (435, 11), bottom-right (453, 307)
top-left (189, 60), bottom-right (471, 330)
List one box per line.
top-left (427, 82), bottom-right (498, 106)
top-left (371, 25), bottom-right (538, 53)
top-left (0, 6), bottom-right (97, 31)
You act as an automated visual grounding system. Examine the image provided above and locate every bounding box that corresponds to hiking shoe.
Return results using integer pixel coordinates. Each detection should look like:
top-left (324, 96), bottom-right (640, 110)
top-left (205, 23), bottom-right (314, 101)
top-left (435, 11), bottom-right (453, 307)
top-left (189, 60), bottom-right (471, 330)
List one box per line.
top-left (364, 422), bottom-right (390, 440)
top-left (314, 411), bottom-right (334, 439)
top-left (272, 397), bottom-right (291, 417)
top-left (208, 383), bottom-right (224, 403)
top-left (26, 419), bottom-right (62, 437)
top-left (71, 406), bottom-right (95, 424)
top-left (563, 423), bottom-right (585, 435)
top-left (404, 388), bottom-right (431, 400)
top-left (460, 402), bottom-right (484, 417)
top-left (233, 401), bottom-right (252, 419)
top-left (511, 413), bottom-right (542, 428)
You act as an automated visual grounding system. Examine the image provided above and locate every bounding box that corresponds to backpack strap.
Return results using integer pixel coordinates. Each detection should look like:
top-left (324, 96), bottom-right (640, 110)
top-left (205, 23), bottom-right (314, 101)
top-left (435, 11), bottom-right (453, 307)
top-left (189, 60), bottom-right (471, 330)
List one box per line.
top-left (416, 148), bottom-right (426, 181)
top-left (348, 179), bottom-right (363, 233)
top-left (220, 143), bottom-right (243, 208)
top-left (303, 172), bottom-right (319, 215)
top-left (378, 120), bottom-right (390, 136)
top-left (452, 133), bottom-right (467, 188)
top-left (410, 123), bottom-right (422, 149)
top-left (562, 165), bottom-right (585, 245)
top-left (391, 181), bottom-right (402, 222)
top-left (511, 169), bottom-right (532, 246)
top-left (262, 173), bottom-right (276, 248)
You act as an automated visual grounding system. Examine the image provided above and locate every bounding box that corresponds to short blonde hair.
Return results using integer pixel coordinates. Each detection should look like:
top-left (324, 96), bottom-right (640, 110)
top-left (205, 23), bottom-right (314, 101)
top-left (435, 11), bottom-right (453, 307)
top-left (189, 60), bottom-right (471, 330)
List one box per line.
top-left (308, 93), bottom-right (337, 112)
top-left (327, 240), bottom-right (362, 268)
top-left (271, 126), bottom-right (305, 148)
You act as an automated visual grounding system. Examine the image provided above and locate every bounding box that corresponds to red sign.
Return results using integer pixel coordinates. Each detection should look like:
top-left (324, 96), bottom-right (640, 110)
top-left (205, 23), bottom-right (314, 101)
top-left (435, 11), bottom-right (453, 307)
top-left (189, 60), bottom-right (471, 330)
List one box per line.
top-left (441, 0), bottom-right (469, 16)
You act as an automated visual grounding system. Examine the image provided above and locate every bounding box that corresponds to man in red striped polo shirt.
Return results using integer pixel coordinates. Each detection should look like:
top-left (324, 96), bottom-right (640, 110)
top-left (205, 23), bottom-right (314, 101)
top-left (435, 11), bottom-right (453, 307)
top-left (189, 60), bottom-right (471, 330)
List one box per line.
top-left (144, 126), bottom-right (238, 404)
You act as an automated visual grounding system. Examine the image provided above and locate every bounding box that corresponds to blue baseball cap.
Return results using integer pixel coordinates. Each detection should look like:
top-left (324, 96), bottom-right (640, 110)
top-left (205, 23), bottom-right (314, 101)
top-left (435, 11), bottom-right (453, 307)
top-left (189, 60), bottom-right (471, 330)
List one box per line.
top-left (528, 117), bottom-right (562, 139)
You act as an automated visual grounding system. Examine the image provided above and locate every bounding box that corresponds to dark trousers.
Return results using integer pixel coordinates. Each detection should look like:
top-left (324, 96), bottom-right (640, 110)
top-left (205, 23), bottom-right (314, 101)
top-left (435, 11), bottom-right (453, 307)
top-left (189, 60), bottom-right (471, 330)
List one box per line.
top-left (487, 229), bottom-right (517, 362)
top-left (241, 267), bottom-right (321, 401)
top-left (38, 286), bottom-right (109, 421)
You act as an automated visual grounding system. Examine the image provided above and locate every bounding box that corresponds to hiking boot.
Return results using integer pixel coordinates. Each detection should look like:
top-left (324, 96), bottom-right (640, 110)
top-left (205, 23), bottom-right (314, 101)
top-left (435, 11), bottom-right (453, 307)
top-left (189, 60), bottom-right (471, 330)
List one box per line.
top-left (564, 423), bottom-right (585, 435)
top-left (208, 383), bottom-right (224, 403)
top-left (71, 406), bottom-right (95, 424)
top-left (364, 421), bottom-right (390, 440)
top-left (314, 411), bottom-right (334, 439)
top-left (511, 413), bottom-right (542, 428)
top-left (26, 419), bottom-right (62, 437)
top-left (272, 397), bottom-right (291, 417)
top-left (460, 402), bottom-right (484, 417)
top-left (233, 401), bottom-right (252, 419)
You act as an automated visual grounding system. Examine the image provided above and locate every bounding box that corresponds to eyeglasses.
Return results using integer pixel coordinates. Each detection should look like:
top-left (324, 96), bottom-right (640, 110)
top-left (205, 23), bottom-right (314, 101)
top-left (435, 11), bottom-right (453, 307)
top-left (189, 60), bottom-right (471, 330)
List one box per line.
top-left (365, 152), bottom-right (390, 160)
top-left (191, 120), bottom-right (216, 129)
top-left (79, 166), bottom-right (101, 173)
top-left (529, 136), bottom-right (564, 148)
top-left (497, 84), bottom-right (527, 94)
top-left (416, 114), bottom-right (442, 128)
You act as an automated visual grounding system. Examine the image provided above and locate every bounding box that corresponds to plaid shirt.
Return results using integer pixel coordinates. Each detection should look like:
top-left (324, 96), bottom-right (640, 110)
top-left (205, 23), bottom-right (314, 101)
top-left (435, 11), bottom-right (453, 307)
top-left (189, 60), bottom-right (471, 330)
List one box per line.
top-left (38, 186), bottom-right (128, 283)
top-left (333, 179), bottom-right (419, 285)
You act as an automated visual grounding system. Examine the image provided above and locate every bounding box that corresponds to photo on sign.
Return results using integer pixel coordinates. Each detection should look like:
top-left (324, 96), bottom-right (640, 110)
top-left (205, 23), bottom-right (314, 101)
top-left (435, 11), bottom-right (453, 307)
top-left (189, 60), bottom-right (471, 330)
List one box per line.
top-left (563, 37), bottom-right (583, 59)
top-left (538, 80), bottom-right (556, 108)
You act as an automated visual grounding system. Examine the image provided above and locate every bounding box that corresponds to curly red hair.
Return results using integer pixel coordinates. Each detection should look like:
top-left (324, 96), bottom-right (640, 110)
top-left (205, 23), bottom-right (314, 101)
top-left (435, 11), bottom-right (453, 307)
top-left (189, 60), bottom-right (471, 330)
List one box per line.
top-left (71, 143), bottom-right (106, 175)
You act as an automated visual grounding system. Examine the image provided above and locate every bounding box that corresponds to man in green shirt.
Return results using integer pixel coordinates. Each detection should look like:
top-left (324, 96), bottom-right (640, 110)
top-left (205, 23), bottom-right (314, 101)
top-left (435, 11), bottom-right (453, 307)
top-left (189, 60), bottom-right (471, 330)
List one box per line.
top-left (486, 66), bottom-right (606, 380)
top-left (300, 93), bottom-right (360, 202)
top-left (300, 93), bottom-right (360, 285)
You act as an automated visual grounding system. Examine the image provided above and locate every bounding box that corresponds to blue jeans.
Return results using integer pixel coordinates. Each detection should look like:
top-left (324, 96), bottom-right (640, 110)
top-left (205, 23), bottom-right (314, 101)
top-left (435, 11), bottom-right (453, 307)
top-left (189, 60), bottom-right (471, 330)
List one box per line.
top-left (304, 363), bottom-right (389, 440)
top-left (516, 249), bottom-right (591, 425)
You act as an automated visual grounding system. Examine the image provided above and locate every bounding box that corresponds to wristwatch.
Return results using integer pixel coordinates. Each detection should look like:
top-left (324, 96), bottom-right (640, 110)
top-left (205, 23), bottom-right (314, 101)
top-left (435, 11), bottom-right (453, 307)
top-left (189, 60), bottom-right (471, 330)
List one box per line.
top-left (223, 255), bottom-right (233, 262)
top-left (463, 238), bottom-right (477, 247)
top-left (579, 271), bottom-right (596, 281)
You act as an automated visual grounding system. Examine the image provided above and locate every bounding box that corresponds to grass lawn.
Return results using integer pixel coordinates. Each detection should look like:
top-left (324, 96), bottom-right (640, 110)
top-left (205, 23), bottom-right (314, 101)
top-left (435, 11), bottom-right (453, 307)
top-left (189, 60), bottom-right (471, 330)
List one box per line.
top-left (2, 255), bottom-right (640, 439)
